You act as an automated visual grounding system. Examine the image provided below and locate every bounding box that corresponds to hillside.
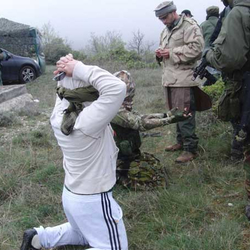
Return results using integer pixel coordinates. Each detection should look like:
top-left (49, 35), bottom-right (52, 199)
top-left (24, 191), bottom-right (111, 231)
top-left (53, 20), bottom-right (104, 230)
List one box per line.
top-left (0, 65), bottom-right (249, 250)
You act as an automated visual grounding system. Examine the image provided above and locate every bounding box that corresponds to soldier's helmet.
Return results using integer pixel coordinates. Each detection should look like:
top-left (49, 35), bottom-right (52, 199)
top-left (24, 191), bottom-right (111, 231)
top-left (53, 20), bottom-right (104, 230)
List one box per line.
top-left (114, 70), bottom-right (135, 111)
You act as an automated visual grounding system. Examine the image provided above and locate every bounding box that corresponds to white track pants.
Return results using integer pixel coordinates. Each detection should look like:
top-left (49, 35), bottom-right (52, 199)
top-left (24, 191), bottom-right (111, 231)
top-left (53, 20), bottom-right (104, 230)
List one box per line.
top-left (35, 187), bottom-right (128, 250)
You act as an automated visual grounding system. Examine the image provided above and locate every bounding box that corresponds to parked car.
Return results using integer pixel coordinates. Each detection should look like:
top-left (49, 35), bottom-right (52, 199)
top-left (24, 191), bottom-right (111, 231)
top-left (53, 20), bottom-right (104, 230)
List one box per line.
top-left (1, 48), bottom-right (42, 84)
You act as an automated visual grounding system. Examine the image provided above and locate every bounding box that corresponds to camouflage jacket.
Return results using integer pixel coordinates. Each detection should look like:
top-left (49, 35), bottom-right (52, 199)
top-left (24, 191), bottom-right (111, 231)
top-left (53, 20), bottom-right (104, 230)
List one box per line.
top-left (159, 14), bottom-right (204, 87)
top-left (111, 108), bottom-right (186, 132)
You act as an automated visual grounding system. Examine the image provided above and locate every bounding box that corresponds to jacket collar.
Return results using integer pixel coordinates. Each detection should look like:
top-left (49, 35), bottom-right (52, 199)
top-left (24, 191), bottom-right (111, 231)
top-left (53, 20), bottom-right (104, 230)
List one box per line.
top-left (170, 14), bottom-right (184, 32)
top-left (161, 14), bottom-right (184, 42)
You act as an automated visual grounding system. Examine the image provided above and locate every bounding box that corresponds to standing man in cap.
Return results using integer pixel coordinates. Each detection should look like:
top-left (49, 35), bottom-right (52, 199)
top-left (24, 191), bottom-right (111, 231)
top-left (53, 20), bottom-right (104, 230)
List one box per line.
top-left (200, 6), bottom-right (220, 49)
top-left (200, 6), bottom-right (220, 86)
top-left (154, 1), bottom-right (209, 163)
top-left (181, 9), bottom-right (193, 18)
top-left (209, 0), bottom-right (232, 45)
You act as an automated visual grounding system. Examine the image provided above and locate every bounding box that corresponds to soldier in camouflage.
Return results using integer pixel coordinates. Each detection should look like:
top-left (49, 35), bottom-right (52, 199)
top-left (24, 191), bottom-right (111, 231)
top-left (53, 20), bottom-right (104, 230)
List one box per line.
top-left (112, 70), bottom-right (189, 189)
top-left (203, 0), bottom-right (250, 220)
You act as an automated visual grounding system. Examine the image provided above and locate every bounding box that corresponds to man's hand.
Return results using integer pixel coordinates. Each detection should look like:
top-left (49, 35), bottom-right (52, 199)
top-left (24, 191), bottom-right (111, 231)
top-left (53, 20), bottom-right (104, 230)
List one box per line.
top-left (155, 48), bottom-right (169, 59)
top-left (166, 108), bottom-right (191, 123)
top-left (155, 48), bottom-right (162, 58)
top-left (53, 53), bottom-right (77, 76)
top-left (192, 58), bottom-right (209, 81)
top-left (160, 49), bottom-right (170, 59)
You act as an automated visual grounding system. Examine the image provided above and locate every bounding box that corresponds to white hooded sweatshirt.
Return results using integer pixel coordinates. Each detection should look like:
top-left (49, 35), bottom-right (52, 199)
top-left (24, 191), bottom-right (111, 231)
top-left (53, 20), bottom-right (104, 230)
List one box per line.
top-left (50, 62), bottom-right (126, 194)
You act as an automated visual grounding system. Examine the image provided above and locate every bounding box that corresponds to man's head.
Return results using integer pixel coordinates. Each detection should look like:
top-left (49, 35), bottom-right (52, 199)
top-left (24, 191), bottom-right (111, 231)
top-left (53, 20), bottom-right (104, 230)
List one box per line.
top-left (181, 9), bottom-right (193, 18)
top-left (154, 1), bottom-right (178, 27)
top-left (221, 0), bottom-right (228, 6)
top-left (206, 6), bottom-right (219, 18)
top-left (114, 70), bottom-right (135, 111)
top-left (221, 0), bottom-right (234, 8)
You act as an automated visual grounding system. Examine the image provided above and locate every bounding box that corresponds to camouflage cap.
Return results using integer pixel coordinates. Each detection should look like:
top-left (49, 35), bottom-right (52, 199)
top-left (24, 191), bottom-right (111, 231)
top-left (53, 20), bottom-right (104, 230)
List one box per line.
top-left (206, 6), bottom-right (219, 16)
top-left (114, 70), bottom-right (135, 111)
top-left (154, 1), bottom-right (177, 17)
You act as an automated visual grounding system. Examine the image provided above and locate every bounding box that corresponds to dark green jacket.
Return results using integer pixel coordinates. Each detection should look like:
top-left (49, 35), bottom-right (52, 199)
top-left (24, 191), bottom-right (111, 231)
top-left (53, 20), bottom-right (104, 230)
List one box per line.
top-left (206, 0), bottom-right (250, 77)
top-left (200, 16), bottom-right (218, 49)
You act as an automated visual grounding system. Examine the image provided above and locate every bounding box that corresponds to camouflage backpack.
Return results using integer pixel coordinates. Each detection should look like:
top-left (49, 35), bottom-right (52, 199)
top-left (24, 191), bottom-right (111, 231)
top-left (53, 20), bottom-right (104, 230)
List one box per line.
top-left (117, 152), bottom-right (168, 190)
top-left (111, 122), bottom-right (141, 157)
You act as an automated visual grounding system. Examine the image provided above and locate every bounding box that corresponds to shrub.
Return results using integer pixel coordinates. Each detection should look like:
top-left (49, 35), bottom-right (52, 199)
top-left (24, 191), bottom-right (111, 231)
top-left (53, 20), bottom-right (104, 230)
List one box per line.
top-left (203, 78), bottom-right (225, 102)
top-left (43, 37), bottom-right (72, 64)
top-left (0, 112), bottom-right (17, 127)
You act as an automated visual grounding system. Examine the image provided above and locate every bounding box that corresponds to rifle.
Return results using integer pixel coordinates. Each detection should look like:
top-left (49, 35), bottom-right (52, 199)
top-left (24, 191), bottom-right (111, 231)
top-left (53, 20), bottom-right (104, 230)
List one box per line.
top-left (192, 58), bottom-right (217, 86)
top-left (192, 58), bottom-right (209, 81)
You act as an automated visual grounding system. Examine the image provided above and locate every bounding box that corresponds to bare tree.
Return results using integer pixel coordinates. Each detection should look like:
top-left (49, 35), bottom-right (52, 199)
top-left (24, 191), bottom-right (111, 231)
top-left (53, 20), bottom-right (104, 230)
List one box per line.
top-left (40, 22), bottom-right (72, 64)
top-left (128, 30), bottom-right (145, 56)
top-left (40, 22), bottom-right (57, 45)
top-left (87, 31), bottom-right (125, 55)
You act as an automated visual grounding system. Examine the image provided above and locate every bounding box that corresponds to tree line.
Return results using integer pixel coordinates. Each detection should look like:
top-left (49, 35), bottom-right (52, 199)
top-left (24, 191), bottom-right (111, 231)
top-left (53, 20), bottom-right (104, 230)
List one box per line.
top-left (40, 23), bottom-right (158, 69)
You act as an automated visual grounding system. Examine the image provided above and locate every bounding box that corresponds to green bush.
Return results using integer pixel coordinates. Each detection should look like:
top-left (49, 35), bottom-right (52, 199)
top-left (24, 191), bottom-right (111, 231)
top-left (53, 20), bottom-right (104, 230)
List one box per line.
top-left (43, 37), bottom-right (72, 64)
top-left (71, 50), bottom-right (87, 61)
top-left (203, 78), bottom-right (225, 102)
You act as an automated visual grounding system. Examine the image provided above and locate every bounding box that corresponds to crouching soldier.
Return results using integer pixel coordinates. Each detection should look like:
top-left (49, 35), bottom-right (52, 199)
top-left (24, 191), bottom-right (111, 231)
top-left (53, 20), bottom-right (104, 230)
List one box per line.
top-left (112, 70), bottom-right (190, 189)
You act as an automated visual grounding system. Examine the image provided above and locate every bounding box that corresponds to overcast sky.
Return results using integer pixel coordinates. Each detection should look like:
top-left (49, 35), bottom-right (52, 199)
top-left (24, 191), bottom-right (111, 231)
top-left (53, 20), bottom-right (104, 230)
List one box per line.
top-left (1, 0), bottom-right (224, 50)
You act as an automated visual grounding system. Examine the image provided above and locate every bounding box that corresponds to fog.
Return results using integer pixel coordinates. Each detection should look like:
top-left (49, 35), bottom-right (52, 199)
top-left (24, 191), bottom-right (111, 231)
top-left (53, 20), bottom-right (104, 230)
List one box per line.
top-left (1, 0), bottom-right (225, 49)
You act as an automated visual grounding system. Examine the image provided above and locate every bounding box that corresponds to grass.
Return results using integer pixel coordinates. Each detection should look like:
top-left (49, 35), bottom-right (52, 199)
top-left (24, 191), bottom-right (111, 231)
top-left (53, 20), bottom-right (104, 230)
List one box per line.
top-left (0, 65), bottom-right (249, 250)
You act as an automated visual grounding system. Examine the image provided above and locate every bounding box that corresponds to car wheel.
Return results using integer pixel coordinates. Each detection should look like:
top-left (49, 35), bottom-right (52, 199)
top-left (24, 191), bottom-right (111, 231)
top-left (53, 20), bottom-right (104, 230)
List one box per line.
top-left (19, 66), bottom-right (37, 83)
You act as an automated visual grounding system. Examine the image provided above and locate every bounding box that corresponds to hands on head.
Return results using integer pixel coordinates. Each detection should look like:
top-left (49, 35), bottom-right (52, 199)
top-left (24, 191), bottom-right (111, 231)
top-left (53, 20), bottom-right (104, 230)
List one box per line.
top-left (53, 53), bottom-right (78, 77)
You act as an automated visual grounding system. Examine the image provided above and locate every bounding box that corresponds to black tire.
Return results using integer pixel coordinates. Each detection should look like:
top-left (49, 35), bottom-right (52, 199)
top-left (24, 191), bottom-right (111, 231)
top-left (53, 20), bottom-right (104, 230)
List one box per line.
top-left (19, 66), bottom-right (37, 83)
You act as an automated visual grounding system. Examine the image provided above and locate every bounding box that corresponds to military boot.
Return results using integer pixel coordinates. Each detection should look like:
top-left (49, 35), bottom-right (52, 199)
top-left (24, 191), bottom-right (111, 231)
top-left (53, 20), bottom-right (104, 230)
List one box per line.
top-left (245, 202), bottom-right (250, 221)
top-left (165, 143), bottom-right (183, 152)
top-left (20, 229), bottom-right (39, 250)
top-left (175, 151), bottom-right (197, 163)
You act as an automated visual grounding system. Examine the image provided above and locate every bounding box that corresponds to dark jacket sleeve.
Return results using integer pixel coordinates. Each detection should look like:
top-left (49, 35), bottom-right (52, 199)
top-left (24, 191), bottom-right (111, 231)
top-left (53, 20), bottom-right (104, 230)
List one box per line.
top-left (209, 8), bottom-right (225, 45)
top-left (206, 7), bottom-right (250, 73)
